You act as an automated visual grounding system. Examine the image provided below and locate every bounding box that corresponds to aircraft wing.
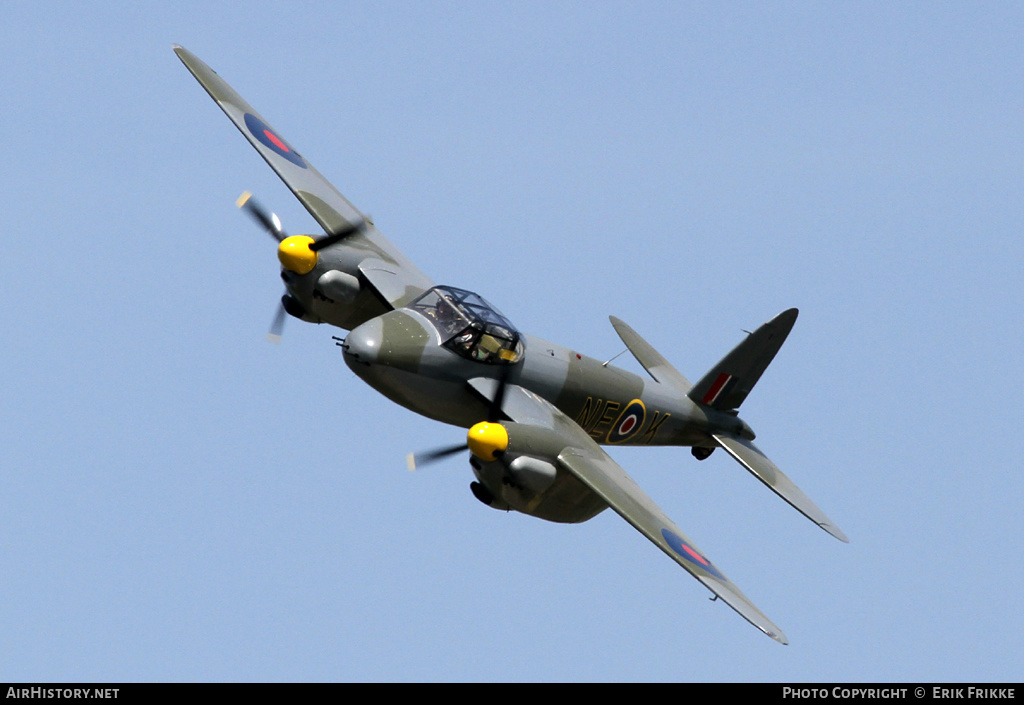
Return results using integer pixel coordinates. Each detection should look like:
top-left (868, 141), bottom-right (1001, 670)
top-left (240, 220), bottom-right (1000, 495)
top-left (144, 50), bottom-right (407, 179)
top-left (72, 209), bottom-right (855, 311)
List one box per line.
top-left (713, 432), bottom-right (849, 543)
top-left (173, 45), bottom-right (433, 308)
top-left (469, 379), bottom-right (787, 644)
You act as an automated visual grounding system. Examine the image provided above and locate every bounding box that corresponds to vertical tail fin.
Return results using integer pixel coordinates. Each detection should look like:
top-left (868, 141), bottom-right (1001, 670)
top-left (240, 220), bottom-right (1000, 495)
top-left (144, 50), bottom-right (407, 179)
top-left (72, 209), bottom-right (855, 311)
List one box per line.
top-left (688, 309), bottom-right (798, 411)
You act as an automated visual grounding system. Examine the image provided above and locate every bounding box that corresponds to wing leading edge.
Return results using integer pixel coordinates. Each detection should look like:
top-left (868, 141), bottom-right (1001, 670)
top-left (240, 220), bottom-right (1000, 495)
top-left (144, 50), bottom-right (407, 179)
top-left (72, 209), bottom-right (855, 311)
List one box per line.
top-left (484, 383), bottom-right (788, 644)
top-left (173, 45), bottom-right (433, 308)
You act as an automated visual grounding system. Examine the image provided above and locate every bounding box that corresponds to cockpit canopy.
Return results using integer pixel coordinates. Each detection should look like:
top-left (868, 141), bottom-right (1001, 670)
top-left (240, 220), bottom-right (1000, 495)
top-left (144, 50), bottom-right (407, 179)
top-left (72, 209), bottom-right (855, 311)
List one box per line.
top-left (408, 286), bottom-right (524, 364)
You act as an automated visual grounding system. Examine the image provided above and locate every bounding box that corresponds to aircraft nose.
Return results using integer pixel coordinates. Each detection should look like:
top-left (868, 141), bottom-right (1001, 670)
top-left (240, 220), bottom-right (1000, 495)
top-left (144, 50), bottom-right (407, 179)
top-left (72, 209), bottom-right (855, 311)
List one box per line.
top-left (342, 318), bottom-right (382, 368)
top-left (342, 309), bottom-right (433, 375)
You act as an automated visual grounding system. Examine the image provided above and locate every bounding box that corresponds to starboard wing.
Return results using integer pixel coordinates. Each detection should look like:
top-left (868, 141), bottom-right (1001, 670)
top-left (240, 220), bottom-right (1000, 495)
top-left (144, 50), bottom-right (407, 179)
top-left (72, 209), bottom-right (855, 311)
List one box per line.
top-left (556, 448), bottom-right (787, 644)
top-left (173, 45), bottom-right (433, 308)
top-left (470, 380), bottom-right (787, 644)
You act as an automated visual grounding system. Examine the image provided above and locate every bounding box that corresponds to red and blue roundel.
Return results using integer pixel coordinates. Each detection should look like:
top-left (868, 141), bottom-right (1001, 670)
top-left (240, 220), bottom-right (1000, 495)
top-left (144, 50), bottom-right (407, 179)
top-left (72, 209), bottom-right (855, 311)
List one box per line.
top-left (244, 113), bottom-right (307, 169)
top-left (606, 399), bottom-right (646, 444)
top-left (661, 529), bottom-right (725, 580)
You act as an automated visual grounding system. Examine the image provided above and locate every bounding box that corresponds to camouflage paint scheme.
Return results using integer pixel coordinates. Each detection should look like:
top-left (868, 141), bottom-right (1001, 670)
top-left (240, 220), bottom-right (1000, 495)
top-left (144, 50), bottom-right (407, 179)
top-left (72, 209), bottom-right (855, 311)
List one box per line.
top-left (175, 45), bottom-right (848, 645)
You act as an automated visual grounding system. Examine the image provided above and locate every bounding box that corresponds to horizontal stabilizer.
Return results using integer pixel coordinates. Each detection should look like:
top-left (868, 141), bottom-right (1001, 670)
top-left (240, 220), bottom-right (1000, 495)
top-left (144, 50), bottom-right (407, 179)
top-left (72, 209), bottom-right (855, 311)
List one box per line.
top-left (608, 316), bottom-right (692, 393)
top-left (689, 309), bottom-right (798, 411)
top-left (713, 433), bottom-right (849, 543)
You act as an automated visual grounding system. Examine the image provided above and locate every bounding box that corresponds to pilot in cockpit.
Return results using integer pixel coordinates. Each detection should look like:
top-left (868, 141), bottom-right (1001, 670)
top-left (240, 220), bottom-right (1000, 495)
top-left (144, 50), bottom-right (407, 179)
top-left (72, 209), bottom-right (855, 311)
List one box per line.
top-left (410, 286), bottom-right (524, 365)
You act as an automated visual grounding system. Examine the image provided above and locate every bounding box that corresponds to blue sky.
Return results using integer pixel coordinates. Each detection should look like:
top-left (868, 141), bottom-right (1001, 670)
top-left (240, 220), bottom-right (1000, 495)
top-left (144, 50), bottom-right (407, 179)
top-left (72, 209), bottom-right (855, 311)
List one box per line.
top-left (2, 2), bottom-right (1022, 682)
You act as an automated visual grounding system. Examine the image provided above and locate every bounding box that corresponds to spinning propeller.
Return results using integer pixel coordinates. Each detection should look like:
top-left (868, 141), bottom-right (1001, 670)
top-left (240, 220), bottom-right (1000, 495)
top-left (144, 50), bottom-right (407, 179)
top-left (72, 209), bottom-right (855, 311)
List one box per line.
top-left (236, 191), bottom-right (365, 342)
top-left (406, 368), bottom-right (512, 470)
top-left (237, 190), bottom-right (287, 242)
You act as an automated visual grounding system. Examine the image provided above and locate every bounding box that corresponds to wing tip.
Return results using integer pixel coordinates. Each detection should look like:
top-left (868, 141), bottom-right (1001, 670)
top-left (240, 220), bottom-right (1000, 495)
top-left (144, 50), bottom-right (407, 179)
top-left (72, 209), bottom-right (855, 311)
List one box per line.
top-left (700, 576), bottom-right (790, 646)
top-left (759, 624), bottom-right (789, 645)
top-left (824, 523), bottom-right (851, 543)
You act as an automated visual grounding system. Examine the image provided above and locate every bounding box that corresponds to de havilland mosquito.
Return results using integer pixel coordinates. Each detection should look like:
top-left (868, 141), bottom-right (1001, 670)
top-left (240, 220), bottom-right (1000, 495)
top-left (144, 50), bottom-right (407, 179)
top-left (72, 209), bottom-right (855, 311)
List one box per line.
top-left (175, 45), bottom-right (847, 644)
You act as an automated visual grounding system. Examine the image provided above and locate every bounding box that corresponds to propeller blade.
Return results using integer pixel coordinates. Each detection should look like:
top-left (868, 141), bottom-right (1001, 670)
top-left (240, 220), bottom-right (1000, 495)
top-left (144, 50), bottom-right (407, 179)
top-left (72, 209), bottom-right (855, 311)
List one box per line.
top-left (309, 220), bottom-right (364, 252)
top-left (266, 299), bottom-right (287, 343)
top-left (237, 191), bottom-right (287, 242)
top-left (406, 366), bottom-right (512, 469)
top-left (406, 443), bottom-right (468, 471)
top-left (487, 366), bottom-right (511, 423)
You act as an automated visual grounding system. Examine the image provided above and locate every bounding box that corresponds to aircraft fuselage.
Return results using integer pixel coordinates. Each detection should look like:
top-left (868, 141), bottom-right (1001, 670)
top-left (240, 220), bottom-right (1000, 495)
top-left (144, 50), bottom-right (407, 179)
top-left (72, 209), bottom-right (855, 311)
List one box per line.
top-left (340, 307), bottom-right (747, 449)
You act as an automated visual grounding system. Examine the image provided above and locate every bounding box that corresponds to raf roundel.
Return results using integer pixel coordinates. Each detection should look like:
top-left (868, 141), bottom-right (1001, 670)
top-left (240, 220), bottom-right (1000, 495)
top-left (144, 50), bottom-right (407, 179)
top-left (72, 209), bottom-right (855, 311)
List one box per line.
top-left (661, 529), bottom-right (726, 581)
top-left (606, 399), bottom-right (646, 444)
top-left (243, 113), bottom-right (307, 169)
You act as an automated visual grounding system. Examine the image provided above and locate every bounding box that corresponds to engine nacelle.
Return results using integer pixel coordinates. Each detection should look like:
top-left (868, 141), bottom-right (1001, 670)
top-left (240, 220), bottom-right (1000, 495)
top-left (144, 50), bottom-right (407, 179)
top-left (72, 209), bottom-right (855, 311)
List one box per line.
top-left (466, 420), bottom-right (561, 499)
top-left (506, 455), bottom-right (558, 495)
top-left (466, 421), bottom-right (606, 523)
top-left (469, 453), bottom-right (556, 514)
top-left (316, 269), bottom-right (361, 303)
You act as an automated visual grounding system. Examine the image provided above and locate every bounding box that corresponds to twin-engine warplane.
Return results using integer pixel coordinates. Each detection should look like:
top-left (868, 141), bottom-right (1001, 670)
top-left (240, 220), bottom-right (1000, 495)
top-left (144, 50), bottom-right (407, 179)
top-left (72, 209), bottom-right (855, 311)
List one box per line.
top-left (175, 45), bottom-right (847, 644)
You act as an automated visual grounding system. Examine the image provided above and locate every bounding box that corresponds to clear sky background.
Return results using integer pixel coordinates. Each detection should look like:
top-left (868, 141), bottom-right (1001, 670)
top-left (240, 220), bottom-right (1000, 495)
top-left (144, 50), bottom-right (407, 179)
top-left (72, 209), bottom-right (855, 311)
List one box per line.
top-left (2, 2), bottom-right (1021, 683)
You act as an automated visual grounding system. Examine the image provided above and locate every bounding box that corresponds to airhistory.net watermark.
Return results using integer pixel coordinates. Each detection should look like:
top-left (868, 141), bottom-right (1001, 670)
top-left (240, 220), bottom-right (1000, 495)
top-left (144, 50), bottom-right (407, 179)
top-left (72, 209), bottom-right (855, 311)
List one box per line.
top-left (6, 689), bottom-right (118, 699)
